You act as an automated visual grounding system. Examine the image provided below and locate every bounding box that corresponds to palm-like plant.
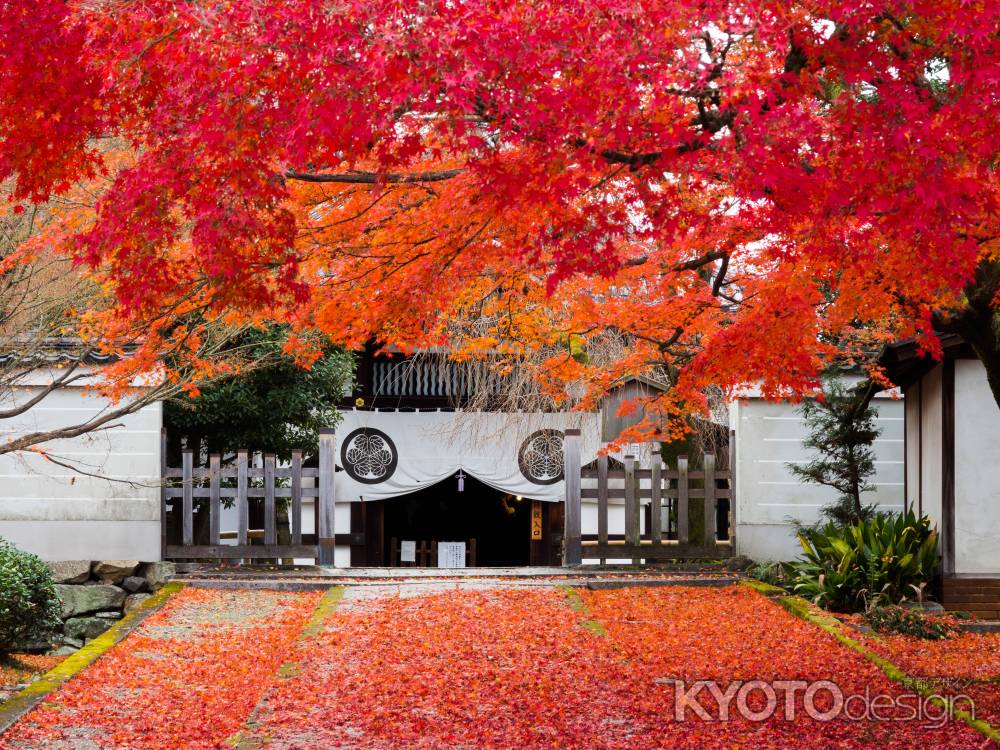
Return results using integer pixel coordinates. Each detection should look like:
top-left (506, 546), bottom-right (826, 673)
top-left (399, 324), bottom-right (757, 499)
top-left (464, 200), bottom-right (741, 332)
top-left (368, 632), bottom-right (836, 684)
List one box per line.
top-left (787, 510), bottom-right (939, 612)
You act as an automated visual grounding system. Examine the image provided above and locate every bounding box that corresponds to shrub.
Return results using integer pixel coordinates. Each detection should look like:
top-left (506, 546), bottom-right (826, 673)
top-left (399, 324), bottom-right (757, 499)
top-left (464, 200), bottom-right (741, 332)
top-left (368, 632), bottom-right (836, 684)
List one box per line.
top-left (786, 510), bottom-right (940, 612)
top-left (746, 560), bottom-right (789, 589)
top-left (865, 606), bottom-right (956, 640)
top-left (0, 539), bottom-right (62, 656)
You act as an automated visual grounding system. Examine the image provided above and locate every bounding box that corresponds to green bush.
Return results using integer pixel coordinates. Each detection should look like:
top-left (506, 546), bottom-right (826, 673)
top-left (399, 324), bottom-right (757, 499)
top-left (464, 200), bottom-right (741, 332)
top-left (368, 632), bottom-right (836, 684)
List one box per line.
top-left (0, 539), bottom-right (62, 655)
top-left (746, 560), bottom-right (789, 589)
top-left (786, 510), bottom-right (940, 612)
top-left (865, 605), bottom-right (956, 640)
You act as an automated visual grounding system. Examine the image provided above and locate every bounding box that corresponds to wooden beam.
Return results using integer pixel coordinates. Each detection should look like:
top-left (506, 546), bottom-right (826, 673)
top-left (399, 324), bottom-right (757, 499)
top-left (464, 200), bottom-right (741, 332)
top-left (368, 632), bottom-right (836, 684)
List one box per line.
top-left (581, 543), bottom-right (733, 560)
top-left (166, 545), bottom-right (319, 560)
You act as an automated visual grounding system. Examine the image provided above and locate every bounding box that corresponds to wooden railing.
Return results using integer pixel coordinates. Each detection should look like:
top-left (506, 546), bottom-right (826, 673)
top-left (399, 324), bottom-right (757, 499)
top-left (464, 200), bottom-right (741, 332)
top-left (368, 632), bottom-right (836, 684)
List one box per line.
top-left (162, 429), bottom-right (336, 563)
top-left (562, 429), bottom-right (733, 565)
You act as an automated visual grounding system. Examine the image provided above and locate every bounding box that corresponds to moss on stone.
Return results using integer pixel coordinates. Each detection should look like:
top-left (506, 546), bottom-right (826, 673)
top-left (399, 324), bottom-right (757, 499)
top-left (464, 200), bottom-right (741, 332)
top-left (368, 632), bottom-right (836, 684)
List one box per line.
top-left (0, 581), bottom-right (184, 734)
top-left (771, 592), bottom-right (1000, 745)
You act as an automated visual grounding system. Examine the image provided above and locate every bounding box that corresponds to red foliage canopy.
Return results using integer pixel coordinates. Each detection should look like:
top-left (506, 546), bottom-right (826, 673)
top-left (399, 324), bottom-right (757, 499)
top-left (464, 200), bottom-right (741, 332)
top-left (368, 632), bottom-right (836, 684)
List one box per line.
top-left (1, 0), bottom-right (996, 426)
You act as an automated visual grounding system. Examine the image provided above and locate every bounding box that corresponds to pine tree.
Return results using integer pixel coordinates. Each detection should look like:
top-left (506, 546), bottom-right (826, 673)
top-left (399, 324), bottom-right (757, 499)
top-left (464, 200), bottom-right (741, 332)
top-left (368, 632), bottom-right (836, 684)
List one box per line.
top-left (790, 378), bottom-right (881, 525)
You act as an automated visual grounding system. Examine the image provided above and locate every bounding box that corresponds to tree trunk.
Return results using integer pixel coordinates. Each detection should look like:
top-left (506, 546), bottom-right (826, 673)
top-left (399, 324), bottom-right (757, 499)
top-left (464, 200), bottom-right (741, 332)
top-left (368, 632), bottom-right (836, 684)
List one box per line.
top-left (936, 257), bottom-right (1000, 409)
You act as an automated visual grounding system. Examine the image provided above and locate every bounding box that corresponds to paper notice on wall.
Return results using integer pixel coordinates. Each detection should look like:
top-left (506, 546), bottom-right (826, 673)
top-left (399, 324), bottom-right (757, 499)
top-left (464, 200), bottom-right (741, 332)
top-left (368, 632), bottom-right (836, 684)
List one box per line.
top-left (400, 540), bottom-right (416, 563)
top-left (437, 541), bottom-right (466, 568)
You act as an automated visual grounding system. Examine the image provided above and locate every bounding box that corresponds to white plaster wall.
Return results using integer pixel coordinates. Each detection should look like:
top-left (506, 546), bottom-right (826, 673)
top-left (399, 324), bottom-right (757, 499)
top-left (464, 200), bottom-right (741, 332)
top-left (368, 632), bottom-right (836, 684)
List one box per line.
top-left (731, 393), bottom-right (905, 562)
top-left (0, 386), bottom-right (162, 561)
top-left (953, 360), bottom-right (1000, 575)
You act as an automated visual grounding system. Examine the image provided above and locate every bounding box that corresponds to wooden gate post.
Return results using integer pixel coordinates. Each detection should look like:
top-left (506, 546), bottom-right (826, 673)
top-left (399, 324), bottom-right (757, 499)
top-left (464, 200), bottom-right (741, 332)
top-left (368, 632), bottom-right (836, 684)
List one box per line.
top-left (563, 429), bottom-right (582, 566)
top-left (318, 428), bottom-right (337, 565)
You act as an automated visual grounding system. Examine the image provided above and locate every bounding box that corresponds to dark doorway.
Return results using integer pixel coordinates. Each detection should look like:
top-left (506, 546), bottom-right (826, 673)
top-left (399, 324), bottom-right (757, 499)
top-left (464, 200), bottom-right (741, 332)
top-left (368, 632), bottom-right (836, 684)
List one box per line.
top-left (381, 474), bottom-right (531, 566)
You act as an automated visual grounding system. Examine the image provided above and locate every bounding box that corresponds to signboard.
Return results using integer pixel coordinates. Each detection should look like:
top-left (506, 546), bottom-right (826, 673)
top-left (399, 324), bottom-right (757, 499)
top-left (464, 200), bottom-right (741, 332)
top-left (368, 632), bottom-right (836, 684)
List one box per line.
top-left (437, 541), bottom-right (466, 568)
top-left (531, 501), bottom-right (543, 541)
top-left (400, 540), bottom-right (416, 563)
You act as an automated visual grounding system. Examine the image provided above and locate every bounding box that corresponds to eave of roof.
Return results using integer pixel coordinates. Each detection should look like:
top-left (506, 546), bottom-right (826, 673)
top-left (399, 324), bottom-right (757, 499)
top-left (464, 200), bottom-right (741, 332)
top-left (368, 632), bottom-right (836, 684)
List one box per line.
top-left (878, 333), bottom-right (974, 390)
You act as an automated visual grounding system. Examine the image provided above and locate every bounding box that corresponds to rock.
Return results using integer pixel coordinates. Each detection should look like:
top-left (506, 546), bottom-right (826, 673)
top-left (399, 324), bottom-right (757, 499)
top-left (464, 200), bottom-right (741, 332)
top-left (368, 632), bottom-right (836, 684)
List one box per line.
top-left (61, 636), bottom-right (83, 648)
top-left (122, 576), bottom-right (148, 594)
top-left (95, 610), bottom-right (122, 620)
top-left (139, 561), bottom-right (176, 591)
top-left (63, 616), bottom-right (113, 642)
top-left (55, 583), bottom-right (126, 618)
top-left (46, 560), bottom-right (92, 584)
top-left (91, 560), bottom-right (140, 584)
top-left (902, 600), bottom-right (946, 614)
top-left (723, 555), bottom-right (755, 572)
top-left (124, 593), bottom-right (152, 614)
top-left (51, 645), bottom-right (79, 656)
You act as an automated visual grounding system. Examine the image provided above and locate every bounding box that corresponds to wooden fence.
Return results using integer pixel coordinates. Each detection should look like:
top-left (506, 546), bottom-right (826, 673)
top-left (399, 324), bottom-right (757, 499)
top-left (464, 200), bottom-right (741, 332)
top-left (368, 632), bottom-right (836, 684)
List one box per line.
top-left (562, 429), bottom-right (734, 565)
top-left (162, 429), bottom-right (337, 563)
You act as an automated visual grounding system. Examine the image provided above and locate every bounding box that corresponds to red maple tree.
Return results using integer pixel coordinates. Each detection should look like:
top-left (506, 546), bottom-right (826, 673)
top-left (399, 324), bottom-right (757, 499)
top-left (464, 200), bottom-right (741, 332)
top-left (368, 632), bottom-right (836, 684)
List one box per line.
top-left (1, 0), bottom-right (996, 431)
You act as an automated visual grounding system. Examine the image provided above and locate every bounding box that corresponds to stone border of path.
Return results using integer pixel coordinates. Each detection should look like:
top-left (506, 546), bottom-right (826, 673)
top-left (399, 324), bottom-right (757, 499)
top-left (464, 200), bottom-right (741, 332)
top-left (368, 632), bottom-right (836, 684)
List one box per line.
top-left (0, 582), bottom-right (185, 735)
top-left (182, 575), bottom-right (739, 592)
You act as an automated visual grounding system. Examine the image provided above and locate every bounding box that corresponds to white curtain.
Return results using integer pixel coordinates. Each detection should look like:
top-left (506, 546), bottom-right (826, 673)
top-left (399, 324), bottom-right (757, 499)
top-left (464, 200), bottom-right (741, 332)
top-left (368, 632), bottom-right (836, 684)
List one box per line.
top-left (333, 409), bottom-right (602, 503)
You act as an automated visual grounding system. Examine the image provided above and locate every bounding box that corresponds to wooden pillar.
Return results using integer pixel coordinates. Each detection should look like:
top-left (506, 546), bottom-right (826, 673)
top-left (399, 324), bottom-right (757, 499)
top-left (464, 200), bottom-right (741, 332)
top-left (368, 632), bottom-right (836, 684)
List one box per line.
top-left (209, 454), bottom-right (221, 545)
top-left (159, 428), bottom-right (168, 560)
top-left (290, 450), bottom-right (303, 545)
top-left (318, 428), bottom-right (337, 565)
top-left (624, 454), bottom-right (639, 564)
top-left (703, 452), bottom-right (717, 548)
top-left (562, 428), bottom-right (582, 566)
top-left (597, 453), bottom-right (609, 565)
top-left (650, 444), bottom-right (662, 545)
top-left (181, 450), bottom-right (193, 547)
top-left (264, 454), bottom-right (277, 545)
top-left (942, 360), bottom-right (955, 575)
top-left (236, 450), bottom-right (249, 547)
top-left (677, 455), bottom-right (689, 545)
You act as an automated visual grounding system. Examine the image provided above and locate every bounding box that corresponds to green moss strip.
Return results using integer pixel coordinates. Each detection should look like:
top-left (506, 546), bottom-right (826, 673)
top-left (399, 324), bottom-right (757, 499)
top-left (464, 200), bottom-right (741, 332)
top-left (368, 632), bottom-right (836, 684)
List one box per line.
top-left (561, 586), bottom-right (607, 637)
top-left (0, 581), bottom-right (185, 734)
top-left (738, 579), bottom-right (786, 597)
top-left (230, 586), bottom-right (345, 750)
top-left (298, 586), bottom-right (344, 640)
top-left (774, 593), bottom-right (1000, 744)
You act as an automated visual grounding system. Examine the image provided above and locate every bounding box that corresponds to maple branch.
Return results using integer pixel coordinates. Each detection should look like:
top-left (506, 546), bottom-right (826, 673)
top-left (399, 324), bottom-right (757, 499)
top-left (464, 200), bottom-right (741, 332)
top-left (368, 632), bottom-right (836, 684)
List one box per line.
top-left (673, 250), bottom-right (727, 272)
top-left (0, 362), bottom-right (87, 419)
top-left (284, 169), bottom-right (463, 184)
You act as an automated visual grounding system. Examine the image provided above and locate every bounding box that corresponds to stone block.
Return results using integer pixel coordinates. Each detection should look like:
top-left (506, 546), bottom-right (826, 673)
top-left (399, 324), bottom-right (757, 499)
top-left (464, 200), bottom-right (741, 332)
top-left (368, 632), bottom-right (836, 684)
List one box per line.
top-left (46, 560), bottom-right (92, 584)
top-left (123, 593), bottom-right (152, 614)
top-left (92, 560), bottom-right (140, 584)
top-left (55, 583), bottom-right (126, 618)
top-left (139, 561), bottom-right (176, 591)
top-left (122, 576), bottom-right (148, 593)
top-left (63, 616), bottom-right (113, 643)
